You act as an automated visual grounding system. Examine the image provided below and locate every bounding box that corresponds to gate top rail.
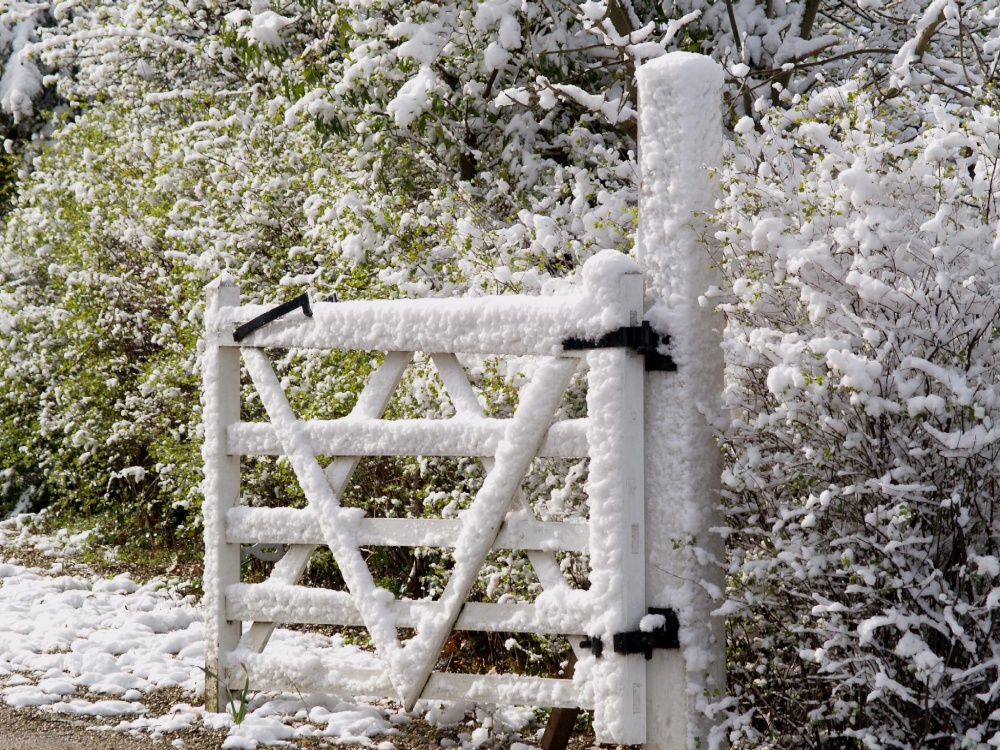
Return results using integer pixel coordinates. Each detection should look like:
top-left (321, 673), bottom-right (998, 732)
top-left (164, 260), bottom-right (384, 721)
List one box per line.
top-left (208, 250), bottom-right (644, 355)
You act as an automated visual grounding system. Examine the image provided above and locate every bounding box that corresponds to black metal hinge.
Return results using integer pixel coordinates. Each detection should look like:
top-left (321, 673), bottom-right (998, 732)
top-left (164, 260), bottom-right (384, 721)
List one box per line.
top-left (579, 608), bottom-right (680, 660)
top-left (233, 293), bottom-right (313, 342)
top-left (614, 608), bottom-right (681, 659)
top-left (580, 635), bottom-right (604, 658)
top-left (563, 321), bottom-right (675, 372)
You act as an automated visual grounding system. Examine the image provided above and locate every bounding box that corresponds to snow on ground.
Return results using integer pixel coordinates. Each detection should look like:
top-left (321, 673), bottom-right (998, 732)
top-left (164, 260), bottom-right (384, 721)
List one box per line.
top-left (0, 514), bottom-right (541, 749)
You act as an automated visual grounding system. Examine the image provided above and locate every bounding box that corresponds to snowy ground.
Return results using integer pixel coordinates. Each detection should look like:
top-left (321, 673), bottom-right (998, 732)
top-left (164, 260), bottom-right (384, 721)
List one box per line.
top-left (0, 514), bottom-right (548, 750)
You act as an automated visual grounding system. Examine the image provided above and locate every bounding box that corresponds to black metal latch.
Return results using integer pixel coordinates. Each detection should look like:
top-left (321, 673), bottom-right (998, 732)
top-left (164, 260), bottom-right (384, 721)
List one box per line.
top-left (233, 293), bottom-right (313, 342)
top-left (563, 321), bottom-right (675, 371)
top-left (579, 608), bottom-right (680, 660)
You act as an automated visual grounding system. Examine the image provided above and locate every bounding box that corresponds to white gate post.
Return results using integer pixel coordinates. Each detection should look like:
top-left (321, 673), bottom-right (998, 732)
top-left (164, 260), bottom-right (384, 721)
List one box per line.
top-left (636, 53), bottom-right (727, 749)
top-left (202, 277), bottom-right (243, 712)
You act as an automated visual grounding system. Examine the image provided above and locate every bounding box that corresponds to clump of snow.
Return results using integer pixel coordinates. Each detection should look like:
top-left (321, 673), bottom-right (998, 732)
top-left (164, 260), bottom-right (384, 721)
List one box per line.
top-left (223, 7), bottom-right (294, 49)
top-left (386, 67), bottom-right (438, 128)
top-left (639, 612), bottom-right (666, 632)
top-left (0, 17), bottom-right (43, 122)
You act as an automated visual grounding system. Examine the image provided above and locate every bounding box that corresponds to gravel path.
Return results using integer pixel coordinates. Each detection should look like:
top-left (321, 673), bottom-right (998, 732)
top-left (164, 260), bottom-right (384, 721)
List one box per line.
top-left (0, 701), bottom-right (225, 749)
top-left (0, 699), bottom-right (468, 750)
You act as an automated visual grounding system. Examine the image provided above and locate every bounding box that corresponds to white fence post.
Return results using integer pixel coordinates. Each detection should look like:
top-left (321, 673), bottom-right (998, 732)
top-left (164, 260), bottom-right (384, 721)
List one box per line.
top-left (636, 53), bottom-right (727, 750)
top-left (202, 277), bottom-right (243, 712)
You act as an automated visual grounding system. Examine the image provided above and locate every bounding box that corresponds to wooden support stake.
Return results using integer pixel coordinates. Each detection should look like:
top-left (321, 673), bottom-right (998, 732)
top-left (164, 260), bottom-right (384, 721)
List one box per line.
top-left (540, 652), bottom-right (580, 750)
top-left (636, 52), bottom-right (727, 750)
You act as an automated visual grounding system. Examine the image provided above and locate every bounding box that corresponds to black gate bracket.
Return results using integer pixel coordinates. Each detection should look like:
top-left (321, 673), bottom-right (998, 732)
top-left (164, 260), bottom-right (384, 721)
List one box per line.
top-left (562, 321), bottom-right (675, 372)
top-left (578, 608), bottom-right (680, 660)
top-left (580, 636), bottom-right (604, 658)
top-left (614, 608), bottom-right (680, 659)
top-left (233, 293), bottom-right (313, 342)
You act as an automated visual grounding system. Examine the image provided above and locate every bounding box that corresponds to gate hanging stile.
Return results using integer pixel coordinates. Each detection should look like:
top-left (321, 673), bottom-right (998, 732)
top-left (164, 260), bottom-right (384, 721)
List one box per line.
top-left (201, 252), bottom-right (674, 744)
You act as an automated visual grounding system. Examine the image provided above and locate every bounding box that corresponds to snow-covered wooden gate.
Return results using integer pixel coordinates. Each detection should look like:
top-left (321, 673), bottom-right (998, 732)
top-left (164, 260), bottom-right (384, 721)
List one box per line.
top-left (201, 52), bottom-right (726, 749)
top-left (202, 253), bottom-right (668, 744)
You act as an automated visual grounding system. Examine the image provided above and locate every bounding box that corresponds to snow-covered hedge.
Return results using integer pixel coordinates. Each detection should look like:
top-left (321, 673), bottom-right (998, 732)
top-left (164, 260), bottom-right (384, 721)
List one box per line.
top-left (715, 82), bottom-right (1000, 747)
top-left (0, 0), bottom-right (625, 558)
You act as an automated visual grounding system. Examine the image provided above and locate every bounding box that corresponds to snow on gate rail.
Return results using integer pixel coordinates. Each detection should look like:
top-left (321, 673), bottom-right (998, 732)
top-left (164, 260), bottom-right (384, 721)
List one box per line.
top-left (201, 250), bottom-right (654, 744)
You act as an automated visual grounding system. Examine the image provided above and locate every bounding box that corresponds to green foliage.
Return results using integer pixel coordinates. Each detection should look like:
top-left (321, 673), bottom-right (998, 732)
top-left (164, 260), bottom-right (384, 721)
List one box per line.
top-left (0, 149), bottom-right (18, 218)
top-left (0, 0), bottom-right (633, 559)
top-left (0, 89), bottom-right (366, 540)
top-left (200, 664), bottom-right (257, 724)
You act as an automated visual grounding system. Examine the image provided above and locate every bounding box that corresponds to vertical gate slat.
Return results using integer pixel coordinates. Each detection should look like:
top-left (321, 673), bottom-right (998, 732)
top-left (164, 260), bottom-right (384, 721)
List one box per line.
top-left (203, 278), bottom-right (243, 712)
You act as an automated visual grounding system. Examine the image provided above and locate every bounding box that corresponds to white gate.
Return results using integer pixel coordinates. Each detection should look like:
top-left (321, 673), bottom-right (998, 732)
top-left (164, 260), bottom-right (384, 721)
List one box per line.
top-left (201, 52), bottom-right (727, 750)
top-left (202, 252), bottom-right (671, 744)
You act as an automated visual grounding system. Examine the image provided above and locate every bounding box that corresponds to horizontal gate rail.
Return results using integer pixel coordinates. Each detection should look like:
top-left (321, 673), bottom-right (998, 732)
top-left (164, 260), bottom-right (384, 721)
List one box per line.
top-left (214, 294), bottom-right (615, 354)
top-left (227, 507), bottom-right (589, 552)
top-left (225, 583), bottom-right (590, 635)
top-left (227, 417), bottom-right (589, 458)
top-left (232, 654), bottom-right (592, 710)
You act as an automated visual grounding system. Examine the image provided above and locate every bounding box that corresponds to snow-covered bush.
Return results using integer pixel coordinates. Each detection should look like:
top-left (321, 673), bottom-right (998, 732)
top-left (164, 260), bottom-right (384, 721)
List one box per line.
top-left (0, 0), bottom-right (645, 555)
top-left (715, 80), bottom-right (1000, 747)
top-left (1, 3), bottom-right (63, 216)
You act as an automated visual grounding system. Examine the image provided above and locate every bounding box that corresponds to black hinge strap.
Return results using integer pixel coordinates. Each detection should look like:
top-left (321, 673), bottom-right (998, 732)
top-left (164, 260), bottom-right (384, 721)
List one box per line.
top-left (613, 608), bottom-right (680, 659)
top-left (578, 608), bottom-right (680, 660)
top-left (233, 293), bottom-right (313, 342)
top-left (563, 320), bottom-right (675, 372)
